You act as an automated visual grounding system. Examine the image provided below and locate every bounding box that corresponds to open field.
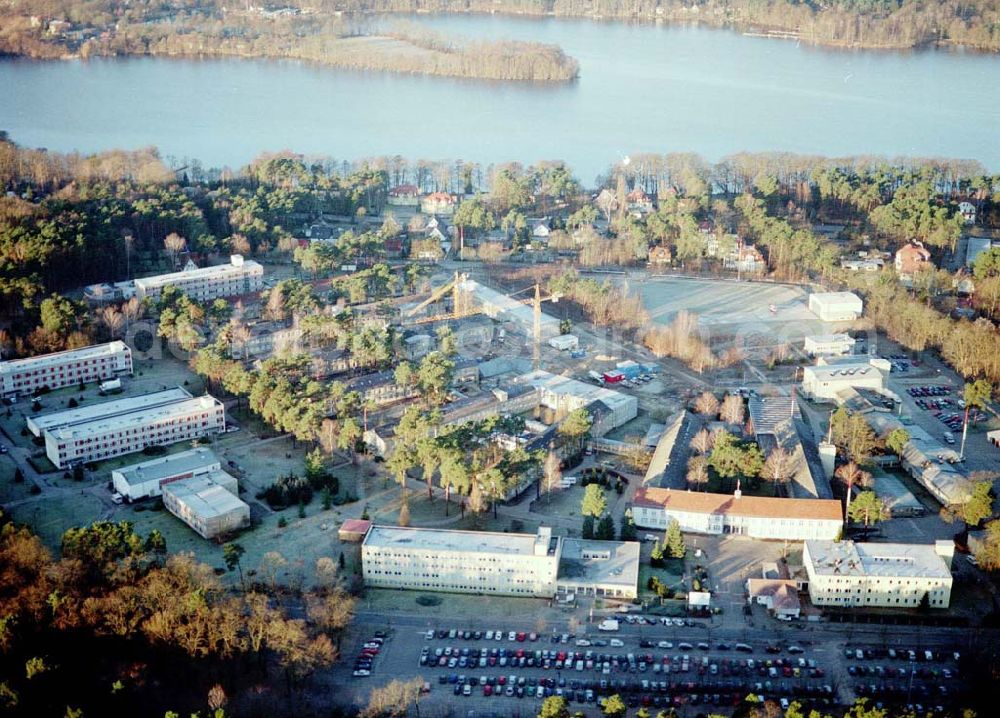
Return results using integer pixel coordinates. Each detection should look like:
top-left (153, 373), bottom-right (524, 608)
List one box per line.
top-left (635, 277), bottom-right (834, 344)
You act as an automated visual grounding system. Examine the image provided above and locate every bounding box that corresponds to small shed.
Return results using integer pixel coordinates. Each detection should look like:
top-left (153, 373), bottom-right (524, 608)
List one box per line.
top-left (339, 519), bottom-right (373, 543)
top-left (687, 591), bottom-right (712, 610)
top-left (549, 334), bottom-right (579, 351)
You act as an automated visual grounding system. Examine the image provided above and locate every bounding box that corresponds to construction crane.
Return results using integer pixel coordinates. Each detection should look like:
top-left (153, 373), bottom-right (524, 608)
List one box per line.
top-left (404, 274), bottom-right (560, 370)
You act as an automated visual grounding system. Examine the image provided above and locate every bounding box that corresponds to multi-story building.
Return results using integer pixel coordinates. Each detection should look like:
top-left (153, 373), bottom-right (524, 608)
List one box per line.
top-left (362, 525), bottom-right (641, 599)
top-left (632, 487), bottom-right (843, 541)
top-left (134, 255), bottom-right (263, 302)
top-left (111, 446), bottom-right (222, 501)
top-left (0, 341), bottom-right (132, 396)
top-left (363, 525), bottom-right (563, 597)
top-left (27, 387), bottom-right (191, 438)
top-left (803, 540), bottom-right (954, 609)
top-left (37, 388), bottom-right (225, 468)
top-left (162, 471), bottom-right (250, 539)
top-left (894, 241), bottom-right (933, 279)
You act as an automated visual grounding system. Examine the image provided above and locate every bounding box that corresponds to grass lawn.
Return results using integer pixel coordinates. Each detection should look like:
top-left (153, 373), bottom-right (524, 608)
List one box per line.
top-left (705, 474), bottom-right (776, 497)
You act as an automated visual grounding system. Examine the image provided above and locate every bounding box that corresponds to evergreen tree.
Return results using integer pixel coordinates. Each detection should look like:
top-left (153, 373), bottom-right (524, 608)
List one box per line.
top-left (650, 539), bottom-right (664, 567)
top-left (664, 519), bottom-right (686, 559)
top-left (582, 515), bottom-right (595, 540)
top-left (596, 515), bottom-right (615, 540)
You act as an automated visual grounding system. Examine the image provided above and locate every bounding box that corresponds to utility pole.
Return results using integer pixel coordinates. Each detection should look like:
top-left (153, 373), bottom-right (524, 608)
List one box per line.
top-left (533, 282), bottom-right (542, 371)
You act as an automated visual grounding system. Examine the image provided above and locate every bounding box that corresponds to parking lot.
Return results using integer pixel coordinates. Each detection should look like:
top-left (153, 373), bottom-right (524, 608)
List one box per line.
top-left (334, 616), bottom-right (972, 717)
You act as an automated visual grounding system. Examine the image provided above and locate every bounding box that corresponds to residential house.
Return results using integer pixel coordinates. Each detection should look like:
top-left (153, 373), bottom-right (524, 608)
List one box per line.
top-left (420, 192), bottom-right (456, 216)
top-left (958, 201), bottom-right (976, 225)
top-left (746, 579), bottom-right (801, 619)
top-left (894, 241), bottom-right (933, 280)
top-left (724, 243), bottom-right (765, 273)
top-left (648, 245), bottom-right (672, 266)
top-left (626, 189), bottom-right (654, 213)
top-left (531, 218), bottom-right (552, 241)
top-left (387, 184), bottom-right (420, 207)
top-left (840, 257), bottom-right (884, 272)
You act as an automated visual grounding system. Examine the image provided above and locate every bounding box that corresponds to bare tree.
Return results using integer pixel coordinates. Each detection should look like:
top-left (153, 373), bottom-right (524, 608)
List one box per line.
top-left (164, 232), bottom-right (186, 268)
top-left (543, 446), bottom-right (562, 501)
top-left (686, 455), bottom-right (709, 491)
top-left (690, 427), bottom-right (714, 455)
top-left (694, 391), bottom-right (720, 417)
top-left (762, 447), bottom-right (794, 497)
top-left (835, 461), bottom-right (871, 519)
top-left (98, 306), bottom-right (124, 339)
top-left (720, 394), bottom-right (746, 425)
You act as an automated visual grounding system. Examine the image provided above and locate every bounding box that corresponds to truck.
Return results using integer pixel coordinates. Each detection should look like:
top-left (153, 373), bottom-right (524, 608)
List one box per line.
top-left (99, 378), bottom-right (122, 395)
top-left (597, 619), bottom-right (620, 632)
top-left (588, 370), bottom-right (605, 384)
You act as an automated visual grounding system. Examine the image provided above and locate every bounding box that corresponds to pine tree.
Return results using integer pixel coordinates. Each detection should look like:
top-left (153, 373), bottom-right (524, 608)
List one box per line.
top-left (664, 519), bottom-right (686, 559)
top-left (582, 515), bottom-right (595, 539)
top-left (596, 515), bottom-right (615, 540)
top-left (650, 539), bottom-right (664, 567)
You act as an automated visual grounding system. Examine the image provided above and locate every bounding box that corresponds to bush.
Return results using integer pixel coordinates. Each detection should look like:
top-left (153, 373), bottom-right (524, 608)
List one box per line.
top-left (67, 398), bottom-right (78, 408)
top-left (262, 472), bottom-right (313, 510)
top-left (142, 445), bottom-right (167, 456)
top-left (29, 484), bottom-right (41, 495)
top-left (277, 517), bottom-right (288, 528)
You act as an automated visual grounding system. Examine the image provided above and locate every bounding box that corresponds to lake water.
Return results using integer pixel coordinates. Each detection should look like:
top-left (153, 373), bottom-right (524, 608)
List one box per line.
top-left (4, 15), bottom-right (1000, 183)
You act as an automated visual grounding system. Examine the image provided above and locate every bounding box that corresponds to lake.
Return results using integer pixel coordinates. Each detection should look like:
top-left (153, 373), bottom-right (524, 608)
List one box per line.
top-left (4, 14), bottom-right (1000, 184)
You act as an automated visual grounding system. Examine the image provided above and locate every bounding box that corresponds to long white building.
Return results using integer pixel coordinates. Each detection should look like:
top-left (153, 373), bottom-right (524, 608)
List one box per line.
top-left (632, 487), bottom-right (843, 541)
top-left (362, 525), bottom-right (641, 599)
top-left (363, 525), bottom-right (563, 597)
top-left (0, 341), bottom-right (132, 397)
top-left (515, 370), bottom-right (638, 431)
top-left (111, 446), bottom-right (222, 500)
top-left (803, 334), bottom-right (856, 357)
top-left (804, 540), bottom-right (954, 609)
top-left (27, 387), bottom-right (191, 438)
top-left (36, 388), bottom-right (225, 468)
top-left (134, 255), bottom-right (263, 302)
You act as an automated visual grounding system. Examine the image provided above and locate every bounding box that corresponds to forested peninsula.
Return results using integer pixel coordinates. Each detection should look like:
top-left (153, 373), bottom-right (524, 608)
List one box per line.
top-left (0, 2), bottom-right (579, 83)
top-left (2, 0), bottom-right (1000, 58)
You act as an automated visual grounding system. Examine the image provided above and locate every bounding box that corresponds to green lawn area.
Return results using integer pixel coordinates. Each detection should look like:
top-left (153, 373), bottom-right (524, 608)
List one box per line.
top-left (0, 455), bottom-right (34, 503)
top-left (638, 559), bottom-right (686, 602)
top-left (705, 473), bottom-right (776, 497)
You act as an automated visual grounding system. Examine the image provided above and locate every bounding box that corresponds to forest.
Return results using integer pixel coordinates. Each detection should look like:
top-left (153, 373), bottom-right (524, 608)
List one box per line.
top-left (0, 516), bottom-right (354, 716)
top-left (3, 0), bottom-right (1000, 55)
top-left (0, 0), bottom-right (579, 82)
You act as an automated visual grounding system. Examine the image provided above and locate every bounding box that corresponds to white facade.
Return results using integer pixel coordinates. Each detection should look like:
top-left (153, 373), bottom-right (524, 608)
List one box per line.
top-left (804, 334), bottom-right (856, 357)
top-left (27, 387), bottom-right (191, 438)
top-left (516, 370), bottom-right (638, 430)
top-left (804, 540), bottom-right (953, 609)
top-left (632, 488), bottom-right (842, 541)
top-left (808, 292), bottom-right (863, 322)
top-left (548, 334), bottom-right (579, 351)
top-left (41, 390), bottom-right (225, 468)
top-left (112, 446), bottom-right (222, 500)
top-left (363, 526), bottom-right (562, 597)
top-left (0, 341), bottom-right (132, 396)
top-left (162, 471), bottom-right (250, 539)
top-left (801, 358), bottom-right (886, 401)
top-left (134, 255), bottom-right (263, 302)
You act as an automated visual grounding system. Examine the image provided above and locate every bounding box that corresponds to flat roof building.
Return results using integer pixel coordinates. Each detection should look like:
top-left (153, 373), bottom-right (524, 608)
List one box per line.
top-left (556, 538), bottom-right (640, 600)
top-left (801, 357), bottom-right (888, 402)
top-left (808, 292), bottom-right (863, 322)
top-left (632, 487), bottom-right (843, 541)
top-left (363, 525), bottom-right (562, 597)
top-left (162, 471), bottom-right (250, 539)
top-left (804, 334), bottom-right (856, 357)
top-left (134, 255), bottom-right (263, 302)
top-left (803, 540), bottom-right (953, 610)
top-left (37, 388), bottom-right (225, 468)
top-left (111, 447), bottom-right (222, 501)
top-left (27, 387), bottom-right (192, 438)
top-left (515, 370), bottom-right (638, 431)
top-left (465, 280), bottom-right (561, 340)
top-left (0, 341), bottom-right (132, 397)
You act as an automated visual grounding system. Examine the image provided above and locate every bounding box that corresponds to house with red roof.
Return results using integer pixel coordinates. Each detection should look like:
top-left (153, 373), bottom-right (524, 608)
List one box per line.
top-left (420, 191), bottom-right (457, 216)
top-left (894, 241), bottom-right (933, 280)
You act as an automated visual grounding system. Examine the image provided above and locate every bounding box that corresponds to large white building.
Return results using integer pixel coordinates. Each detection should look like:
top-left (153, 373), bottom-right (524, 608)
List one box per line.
top-left (363, 525), bottom-right (563, 597)
top-left (35, 388), bottom-right (225, 468)
top-left (134, 255), bottom-right (263, 302)
top-left (801, 356), bottom-right (889, 401)
top-left (803, 540), bottom-right (954, 609)
top-left (27, 387), bottom-right (192, 438)
top-left (803, 334), bottom-right (856, 357)
top-left (111, 446), bottom-right (222, 500)
top-left (464, 280), bottom-right (561, 340)
top-left (632, 487), bottom-right (843, 541)
top-left (362, 525), bottom-right (641, 599)
top-left (808, 292), bottom-right (863, 322)
top-left (162, 471), bottom-right (250, 539)
top-left (0, 341), bottom-right (132, 397)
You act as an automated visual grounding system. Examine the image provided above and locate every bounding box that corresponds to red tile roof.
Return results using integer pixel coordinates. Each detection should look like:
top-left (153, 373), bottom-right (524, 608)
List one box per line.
top-left (340, 518), bottom-right (373, 535)
top-left (633, 487), bottom-right (842, 521)
top-left (389, 184), bottom-right (420, 197)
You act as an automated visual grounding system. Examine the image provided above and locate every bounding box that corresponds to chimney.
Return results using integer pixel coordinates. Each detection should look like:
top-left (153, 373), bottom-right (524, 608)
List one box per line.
top-left (734, 479), bottom-right (742, 500)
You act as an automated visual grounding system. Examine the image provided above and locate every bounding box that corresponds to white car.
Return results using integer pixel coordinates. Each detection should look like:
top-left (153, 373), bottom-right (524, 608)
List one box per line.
top-left (110, 492), bottom-right (124, 505)
top-left (508, 631), bottom-right (517, 641)
top-left (658, 641), bottom-right (673, 649)
top-left (610, 639), bottom-right (624, 647)
top-left (576, 639), bottom-right (591, 647)
top-left (485, 631), bottom-right (494, 640)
